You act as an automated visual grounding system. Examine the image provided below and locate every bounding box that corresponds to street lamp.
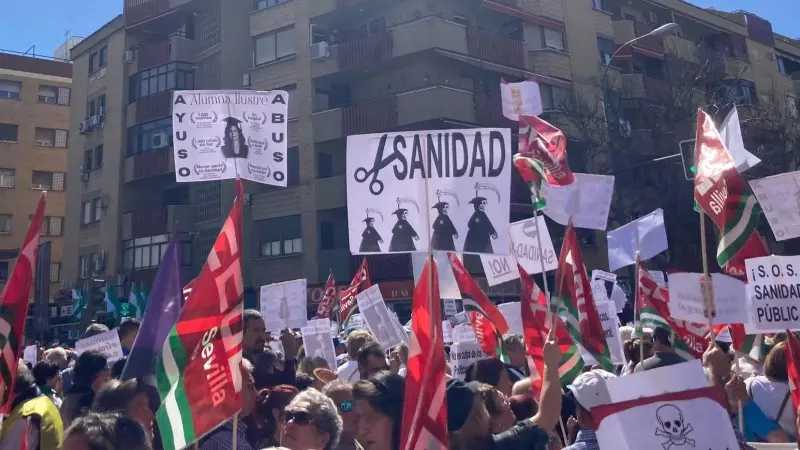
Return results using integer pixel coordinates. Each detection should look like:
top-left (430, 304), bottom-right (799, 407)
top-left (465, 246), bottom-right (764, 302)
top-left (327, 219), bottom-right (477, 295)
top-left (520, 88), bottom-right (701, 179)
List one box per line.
top-left (603, 22), bottom-right (678, 79)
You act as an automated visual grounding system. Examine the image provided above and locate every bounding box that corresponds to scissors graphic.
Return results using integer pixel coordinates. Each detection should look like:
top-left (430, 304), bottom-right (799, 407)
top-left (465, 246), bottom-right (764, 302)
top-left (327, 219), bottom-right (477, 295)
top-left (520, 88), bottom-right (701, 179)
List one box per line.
top-left (354, 134), bottom-right (404, 195)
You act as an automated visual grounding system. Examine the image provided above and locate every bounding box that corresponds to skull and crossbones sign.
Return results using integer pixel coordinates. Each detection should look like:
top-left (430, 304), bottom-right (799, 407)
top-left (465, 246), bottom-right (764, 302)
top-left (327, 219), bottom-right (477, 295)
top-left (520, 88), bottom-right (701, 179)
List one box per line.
top-left (654, 404), bottom-right (695, 449)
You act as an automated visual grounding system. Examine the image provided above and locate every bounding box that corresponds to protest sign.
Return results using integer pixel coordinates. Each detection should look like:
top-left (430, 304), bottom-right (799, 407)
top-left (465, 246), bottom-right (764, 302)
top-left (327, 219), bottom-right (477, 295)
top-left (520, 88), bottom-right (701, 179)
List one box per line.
top-left (450, 311), bottom-right (469, 326)
top-left (497, 302), bottom-right (523, 336)
top-left (592, 270), bottom-right (616, 298)
top-left (596, 301), bottom-right (625, 365)
top-left (443, 299), bottom-right (458, 318)
top-left (452, 324), bottom-right (477, 343)
top-left (610, 283), bottom-right (628, 312)
top-left (356, 285), bottom-right (406, 349)
top-left (23, 345), bottom-right (37, 366)
top-left (346, 314), bottom-right (366, 331)
top-left (745, 255), bottom-right (800, 332)
top-left (649, 270), bottom-right (667, 288)
top-left (749, 171), bottom-right (800, 242)
top-left (390, 311), bottom-right (409, 345)
top-left (76, 329), bottom-right (124, 364)
top-left (260, 278), bottom-right (308, 333)
top-left (501, 80), bottom-right (542, 121)
top-left (442, 320), bottom-right (453, 343)
top-left (480, 216), bottom-right (557, 287)
top-left (591, 280), bottom-right (610, 304)
top-left (172, 90), bottom-right (288, 185)
top-left (541, 173), bottom-right (614, 230)
top-left (346, 129), bottom-right (512, 255)
top-left (606, 209), bottom-right (669, 271)
top-left (301, 318), bottom-right (337, 370)
top-left (668, 273), bottom-right (747, 325)
top-left (450, 341), bottom-right (491, 380)
top-left (412, 253), bottom-right (461, 299)
top-left (268, 340), bottom-right (284, 356)
top-left (480, 243), bottom-right (520, 286)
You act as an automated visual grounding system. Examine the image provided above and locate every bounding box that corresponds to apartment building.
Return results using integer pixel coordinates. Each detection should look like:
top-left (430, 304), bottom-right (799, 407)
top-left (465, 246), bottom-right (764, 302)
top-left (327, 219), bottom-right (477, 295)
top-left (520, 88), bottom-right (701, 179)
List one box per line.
top-left (64, 0), bottom-right (800, 323)
top-left (0, 51), bottom-right (72, 341)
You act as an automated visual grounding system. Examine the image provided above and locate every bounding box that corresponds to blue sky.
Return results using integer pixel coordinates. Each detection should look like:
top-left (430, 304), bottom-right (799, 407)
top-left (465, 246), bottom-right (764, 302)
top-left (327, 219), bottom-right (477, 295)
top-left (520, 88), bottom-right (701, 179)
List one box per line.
top-left (0, 0), bottom-right (796, 58)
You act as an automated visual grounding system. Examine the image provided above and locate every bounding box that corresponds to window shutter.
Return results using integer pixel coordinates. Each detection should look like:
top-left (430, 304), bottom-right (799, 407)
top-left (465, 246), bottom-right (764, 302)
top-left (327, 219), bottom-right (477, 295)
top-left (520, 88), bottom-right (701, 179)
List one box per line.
top-left (55, 130), bottom-right (68, 148)
top-left (50, 217), bottom-right (63, 236)
top-left (57, 87), bottom-right (71, 105)
top-left (52, 172), bottom-right (65, 191)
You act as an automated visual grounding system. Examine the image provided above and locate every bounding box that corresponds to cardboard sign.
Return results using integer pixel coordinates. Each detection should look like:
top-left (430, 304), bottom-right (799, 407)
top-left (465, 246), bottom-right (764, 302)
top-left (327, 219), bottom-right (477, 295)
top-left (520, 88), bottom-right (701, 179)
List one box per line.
top-left (541, 173), bottom-right (615, 230)
top-left (260, 278), bottom-right (308, 332)
top-left (76, 329), bottom-right (124, 364)
top-left (480, 216), bottom-right (557, 286)
top-left (497, 302), bottom-right (524, 336)
top-left (450, 341), bottom-right (491, 380)
top-left (750, 172), bottom-right (800, 242)
top-left (301, 318), bottom-right (337, 371)
top-left (745, 255), bottom-right (800, 332)
top-left (356, 285), bottom-right (406, 349)
top-left (667, 273), bottom-right (748, 325)
top-left (23, 345), bottom-right (37, 366)
top-left (172, 90), bottom-right (289, 185)
top-left (346, 129), bottom-right (512, 255)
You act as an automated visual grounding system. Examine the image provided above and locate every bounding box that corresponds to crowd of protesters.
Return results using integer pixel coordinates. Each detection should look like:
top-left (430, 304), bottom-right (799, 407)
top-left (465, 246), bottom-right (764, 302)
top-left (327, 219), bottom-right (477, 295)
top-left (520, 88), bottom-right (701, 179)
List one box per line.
top-left (4, 310), bottom-right (800, 450)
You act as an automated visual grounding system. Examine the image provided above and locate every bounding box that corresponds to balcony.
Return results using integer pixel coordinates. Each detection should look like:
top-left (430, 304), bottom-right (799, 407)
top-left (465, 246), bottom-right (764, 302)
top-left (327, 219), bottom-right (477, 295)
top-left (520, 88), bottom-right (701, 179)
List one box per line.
top-left (621, 74), bottom-right (673, 105)
top-left (612, 20), bottom-right (665, 58)
top-left (121, 204), bottom-right (193, 240)
top-left (529, 50), bottom-right (571, 80)
top-left (135, 90), bottom-right (172, 123)
top-left (137, 36), bottom-right (199, 71)
top-left (311, 17), bottom-right (524, 78)
top-left (315, 176), bottom-right (347, 210)
top-left (123, 147), bottom-right (175, 183)
top-left (125, 0), bottom-right (193, 27)
top-left (724, 58), bottom-right (754, 82)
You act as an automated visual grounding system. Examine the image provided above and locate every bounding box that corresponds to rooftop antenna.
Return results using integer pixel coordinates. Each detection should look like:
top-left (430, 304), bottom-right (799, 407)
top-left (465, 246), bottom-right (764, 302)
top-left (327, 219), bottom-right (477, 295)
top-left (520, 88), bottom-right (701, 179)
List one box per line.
top-left (23, 45), bottom-right (35, 57)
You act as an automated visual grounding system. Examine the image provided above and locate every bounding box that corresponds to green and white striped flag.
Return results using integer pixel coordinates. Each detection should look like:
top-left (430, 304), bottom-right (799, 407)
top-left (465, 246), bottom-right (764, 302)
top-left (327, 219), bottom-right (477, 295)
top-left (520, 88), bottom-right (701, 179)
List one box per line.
top-left (71, 289), bottom-right (86, 321)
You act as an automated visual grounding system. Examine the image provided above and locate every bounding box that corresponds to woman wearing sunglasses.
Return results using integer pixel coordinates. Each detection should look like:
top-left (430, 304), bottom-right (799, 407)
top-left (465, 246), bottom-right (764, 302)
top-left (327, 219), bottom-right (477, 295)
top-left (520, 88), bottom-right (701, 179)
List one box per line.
top-left (322, 381), bottom-right (363, 450)
top-left (351, 371), bottom-right (405, 450)
top-left (245, 385), bottom-right (299, 448)
top-left (280, 388), bottom-right (343, 450)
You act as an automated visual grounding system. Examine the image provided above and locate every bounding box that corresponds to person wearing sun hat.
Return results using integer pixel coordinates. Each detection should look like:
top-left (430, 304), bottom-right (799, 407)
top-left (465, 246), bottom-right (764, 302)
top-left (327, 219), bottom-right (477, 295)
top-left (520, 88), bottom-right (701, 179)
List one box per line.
top-left (563, 369), bottom-right (617, 450)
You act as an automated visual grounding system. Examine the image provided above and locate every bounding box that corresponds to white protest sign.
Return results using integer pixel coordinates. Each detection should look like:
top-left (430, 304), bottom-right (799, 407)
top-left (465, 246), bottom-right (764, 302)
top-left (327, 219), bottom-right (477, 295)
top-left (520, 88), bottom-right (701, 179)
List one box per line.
top-left (450, 311), bottom-right (470, 326)
top-left (356, 285), bottom-right (406, 349)
top-left (497, 302), bottom-right (524, 336)
top-left (450, 341), bottom-right (492, 380)
top-left (23, 345), bottom-right (37, 366)
top-left (596, 301), bottom-right (625, 365)
top-left (745, 255), bottom-right (800, 332)
top-left (606, 209), bottom-right (669, 271)
top-left (591, 270), bottom-right (616, 308)
top-left (172, 90), bottom-right (288, 185)
top-left (390, 311), bottom-right (409, 345)
top-left (591, 280), bottom-right (610, 304)
top-left (592, 270), bottom-right (617, 283)
top-left (346, 314), bottom-right (366, 331)
top-left (667, 273), bottom-right (747, 325)
top-left (412, 252), bottom-right (461, 299)
top-left (301, 318), bottom-right (337, 371)
top-left (501, 80), bottom-right (542, 121)
top-left (346, 129), bottom-right (512, 255)
top-left (480, 242), bottom-right (520, 286)
top-left (75, 329), bottom-right (124, 364)
top-left (610, 283), bottom-right (628, 313)
top-left (442, 321), bottom-right (453, 343)
top-left (541, 173), bottom-right (614, 230)
top-left (260, 278), bottom-right (308, 333)
top-left (750, 172), bottom-right (800, 241)
top-left (481, 216), bottom-right (558, 288)
top-left (452, 324), bottom-right (477, 343)
top-left (443, 299), bottom-right (458, 318)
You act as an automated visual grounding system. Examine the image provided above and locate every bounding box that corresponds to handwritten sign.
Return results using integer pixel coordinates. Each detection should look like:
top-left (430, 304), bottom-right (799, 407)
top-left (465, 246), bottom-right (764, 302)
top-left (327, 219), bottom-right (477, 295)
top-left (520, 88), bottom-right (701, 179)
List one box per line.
top-left (301, 319), bottom-right (337, 371)
top-left (452, 324), bottom-right (477, 343)
top-left (749, 172), bottom-right (800, 241)
top-left (356, 285), bottom-right (406, 349)
top-left (745, 255), bottom-right (800, 332)
top-left (498, 302), bottom-right (523, 336)
top-left (480, 216), bottom-right (557, 287)
top-left (596, 301), bottom-right (625, 365)
top-left (450, 341), bottom-right (491, 380)
top-left (668, 273), bottom-right (748, 325)
top-left (75, 329), bottom-right (124, 364)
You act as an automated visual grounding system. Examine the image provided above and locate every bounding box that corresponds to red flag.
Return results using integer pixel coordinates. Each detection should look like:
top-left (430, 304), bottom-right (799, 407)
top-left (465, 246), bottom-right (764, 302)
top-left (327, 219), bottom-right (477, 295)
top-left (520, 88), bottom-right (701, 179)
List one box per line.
top-left (556, 223), bottom-right (612, 370)
top-left (784, 330), bottom-right (800, 424)
top-left (469, 311), bottom-right (504, 360)
top-left (315, 272), bottom-right (337, 319)
top-left (518, 115), bottom-right (574, 186)
top-left (340, 258), bottom-right (371, 328)
top-left (0, 193), bottom-right (45, 414)
top-left (400, 257), bottom-right (447, 450)
top-left (448, 253), bottom-right (509, 335)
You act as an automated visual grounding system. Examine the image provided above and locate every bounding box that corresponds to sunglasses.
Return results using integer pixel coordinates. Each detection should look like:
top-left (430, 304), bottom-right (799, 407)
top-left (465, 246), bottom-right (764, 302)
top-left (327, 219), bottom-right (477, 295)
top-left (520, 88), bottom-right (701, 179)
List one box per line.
top-left (281, 410), bottom-right (315, 425)
top-left (338, 400), bottom-right (354, 413)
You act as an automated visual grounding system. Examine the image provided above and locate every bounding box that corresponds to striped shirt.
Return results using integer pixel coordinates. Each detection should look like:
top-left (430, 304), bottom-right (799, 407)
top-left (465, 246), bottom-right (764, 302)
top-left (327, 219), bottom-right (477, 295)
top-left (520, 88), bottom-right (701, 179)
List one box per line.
top-left (564, 429), bottom-right (600, 450)
top-left (200, 419), bottom-right (253, 450)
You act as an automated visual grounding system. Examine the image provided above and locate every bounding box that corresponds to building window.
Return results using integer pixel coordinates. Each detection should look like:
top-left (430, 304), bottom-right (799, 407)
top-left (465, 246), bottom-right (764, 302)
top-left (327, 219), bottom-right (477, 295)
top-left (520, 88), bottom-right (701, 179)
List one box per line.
top-left (79, 254), bottom-right (92, 279)
top-left (0, 123), bottom-right (18, 142)
top-left (87, 99), bottom-right (95, 119)
top-left (255, 0), bottom-right (289, 10)
top-left (255, 27), bottom-right (296, 66)
top-left (592, 0), bottom-right (607, 11)
top-left (82, 198), bottom-right (102, 225)
top-left (94, 145), bottom-right (104, 168)
top-left (99, 46), bottom-right (108, 68)
top-left (38, 85), bottom-right (58, 104)
top-left (98, 94), bottom-right (106, 114)
top-left (256, 215), bottom-right (302, 258)
top-left (122, 234), bottom-right (192, 270)
top-left (129, 62), bottom-right (195, 102)
top-left (127, 118), bottom-right (173, 156)
top-left (541, 84), bottom-right (571, 111)
top-left (317, 152), bottom-right (333, 179)
top-left (0, 214), bottom-right (11, 234)
top-left (0, 80), bottom-right (21, 100)
top-left (283, 85), bottom-right (298, 119)
top-left (542, 27), bottom-right (565, 52)
top-left (49, 262), bottom-right (61, 282)
top-left (40, 216), bottom-right (63, 236)
top-left (34, 128), bottom-right (55, 146)
top-left (31, 171), bottom-right (65, 191)
top-left (0, 169), bottom-right (15, 188)
top-left (84, 146), bottom-right (104, 171)
top-left (88, 53), bottom-right (97, 74)
top-left (598, 37), bottom-right (614, 64)
top-left (0, 261), bottom-right (8, 282)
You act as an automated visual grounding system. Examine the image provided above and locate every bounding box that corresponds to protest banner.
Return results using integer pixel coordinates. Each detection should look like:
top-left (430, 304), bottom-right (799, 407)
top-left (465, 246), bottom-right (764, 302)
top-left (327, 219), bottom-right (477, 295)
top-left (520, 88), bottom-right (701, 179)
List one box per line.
top-left (301, 318), bottom-right (337, 371)
top-left (749, 171), bottom-right (800, 242)
top-left (497, 302), bottom-right (524, 336)
top-left (171, 90), bottom-right (288, 185)
top-left (500, 80), bottom-right (542, 121)
top-left (23, 346), bottom-right (37, 366)
top-left (76, 329), bottom-right (124, 364)
top-left (346, 314), bottom-right (366, 331)
top-left (356, 285), bottom-right (406, 349)
top-left (346, 129), bottom-right (512, 255)
top-left (480, 216), bottom-right (557, 286)
top-left (449, 341), bottom-right (491, 380)
top-left (443, 299), bottom-right (458, 318)
top-left (668, 273), bottom-right (748, 325)
top-left (606, 209), bottom-right (669, 271)
top-left (450, 311), bottom-right (470, 326)
top-left (541, 173), bottom-right (614, 230)
top-left (412, 252), bottom-right (461, 299)
top-left (452, 324), bottom-right (477, 343)
top-left (260, 278), bottom-right (308, 333)
top-left (745, 255), bottom-right (800, 332)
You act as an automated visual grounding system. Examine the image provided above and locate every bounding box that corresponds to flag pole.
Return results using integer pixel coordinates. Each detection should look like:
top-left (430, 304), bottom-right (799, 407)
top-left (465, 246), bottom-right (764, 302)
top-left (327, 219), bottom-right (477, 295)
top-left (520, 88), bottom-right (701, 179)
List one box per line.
top-left (231, 413), bottom-right (238, 450)
top-left (699, 211), bottom-right (716, 344)
top-left (633, 223), bottom-right (644, 366)
top-left (530, 192), bottom-right (553, 329)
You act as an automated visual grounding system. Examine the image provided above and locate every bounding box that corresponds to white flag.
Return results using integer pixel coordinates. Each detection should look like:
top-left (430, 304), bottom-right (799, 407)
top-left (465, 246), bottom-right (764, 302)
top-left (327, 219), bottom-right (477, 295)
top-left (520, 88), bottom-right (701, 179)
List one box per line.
top-left (501, 80), bottom-right (543, 121)
top-left (606, 209), bottom-right (668, 271)
top-left (720, 106), bottom-right (760, 173)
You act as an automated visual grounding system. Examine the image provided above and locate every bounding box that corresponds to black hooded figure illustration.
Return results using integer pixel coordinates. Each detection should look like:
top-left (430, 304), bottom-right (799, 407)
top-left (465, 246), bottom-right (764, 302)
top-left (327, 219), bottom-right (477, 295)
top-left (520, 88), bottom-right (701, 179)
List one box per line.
top-left (389, 208), bottom-right (418, 252)
top-left (220, 117), bottom-right (249, 159)
top-left (464, 197), bottom-right (498, 253)
top-left (431, 202), bottom-right (458, 251)
top-left (359, 217), bottom-right (383, 253)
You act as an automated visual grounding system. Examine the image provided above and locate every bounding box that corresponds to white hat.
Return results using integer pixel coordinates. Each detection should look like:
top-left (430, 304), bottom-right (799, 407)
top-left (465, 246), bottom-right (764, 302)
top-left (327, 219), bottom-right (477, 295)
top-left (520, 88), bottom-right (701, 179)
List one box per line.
top-left (567, 369), bottom-right (617, 410)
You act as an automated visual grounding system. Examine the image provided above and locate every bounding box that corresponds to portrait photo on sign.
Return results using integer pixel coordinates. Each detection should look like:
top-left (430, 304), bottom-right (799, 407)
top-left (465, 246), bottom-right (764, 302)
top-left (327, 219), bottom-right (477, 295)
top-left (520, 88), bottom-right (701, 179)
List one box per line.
top-left (172, 90), bottom-right (288, 186)
top-left (346, 129), bottom-right (512, 256)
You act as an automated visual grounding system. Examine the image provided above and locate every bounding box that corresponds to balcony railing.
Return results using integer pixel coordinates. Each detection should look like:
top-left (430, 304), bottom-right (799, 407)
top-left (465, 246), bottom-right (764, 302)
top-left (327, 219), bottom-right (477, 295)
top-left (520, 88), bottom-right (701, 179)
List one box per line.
top-left (132, 147), bottom-right (172, 180)
top-left (633, 22), bottom-right (664, 55)
top-left (131, 207), bottom-right (168, 238)
top-left (136, 91), bottom-right (172, 123)
top-left (337, 31), bottom-right (394, 71)
top-left (125, 0), bottom-right (170, 26)
top-left (342, 95), bottom-right (398, 136)
top-left (138, 40), bottom-right (170, 70)
top-left (474, 92), bottom-right (515, 128)
top-left (467, 27), bottom-right (524, 68)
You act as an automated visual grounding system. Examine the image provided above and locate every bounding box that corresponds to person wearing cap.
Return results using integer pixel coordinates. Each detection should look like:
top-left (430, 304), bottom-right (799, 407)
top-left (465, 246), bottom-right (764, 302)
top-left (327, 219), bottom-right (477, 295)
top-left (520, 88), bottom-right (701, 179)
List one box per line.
top-left (221, 117), bottom-right (249, 158)
top-left (430, 202), bottom-right (457, 251)
top-left (446, 331), bottom-right (562, 449)
top-left (359, 217), bottom-right (383, 253)
top-left (563, 369), bottom-right (617, 449)
top-left (388, 209), bottom-right (418, 252)
top-left (463, 197), bottom-right (497, 253)
top-left (634, 326), bottom-right (685, 372)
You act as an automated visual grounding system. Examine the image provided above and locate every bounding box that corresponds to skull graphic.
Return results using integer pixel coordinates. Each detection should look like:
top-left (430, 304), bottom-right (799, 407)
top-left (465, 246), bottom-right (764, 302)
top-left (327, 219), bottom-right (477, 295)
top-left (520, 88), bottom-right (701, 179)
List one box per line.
top-left (654, 404), bottom-right (696, 450)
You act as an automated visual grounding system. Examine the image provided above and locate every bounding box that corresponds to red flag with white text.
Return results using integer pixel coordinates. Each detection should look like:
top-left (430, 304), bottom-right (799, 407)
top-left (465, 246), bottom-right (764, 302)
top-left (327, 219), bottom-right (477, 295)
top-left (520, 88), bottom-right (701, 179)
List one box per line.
top-left (316, 272), bottom-right (337, 319)
top-left (448, 253), bottom-right (509, 335)
top-left (518, 115), bottom-right (574, 186)
top-left (340, 258), bottom-right (371, 329)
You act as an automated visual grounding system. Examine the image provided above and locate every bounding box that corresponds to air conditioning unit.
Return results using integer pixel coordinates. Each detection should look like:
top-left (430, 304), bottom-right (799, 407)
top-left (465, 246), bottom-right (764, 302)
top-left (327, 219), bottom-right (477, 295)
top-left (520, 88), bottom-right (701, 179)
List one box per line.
top-left (242, 73), bottom-right (251, 88)
top-left (80, 171), bottom-right (90, 182)
top-left (309, 41), bottom-right (330, 60)
top-left (152, 133), bottom-right (170, 149)
top-left (123, 50), bottom-right (135, 63)
top-left (79, 121), bottom-right (91, 134)
top-left (645, 12), bottom-right (658, 25)
top-left (89, 115), bottom-right (101, 127)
